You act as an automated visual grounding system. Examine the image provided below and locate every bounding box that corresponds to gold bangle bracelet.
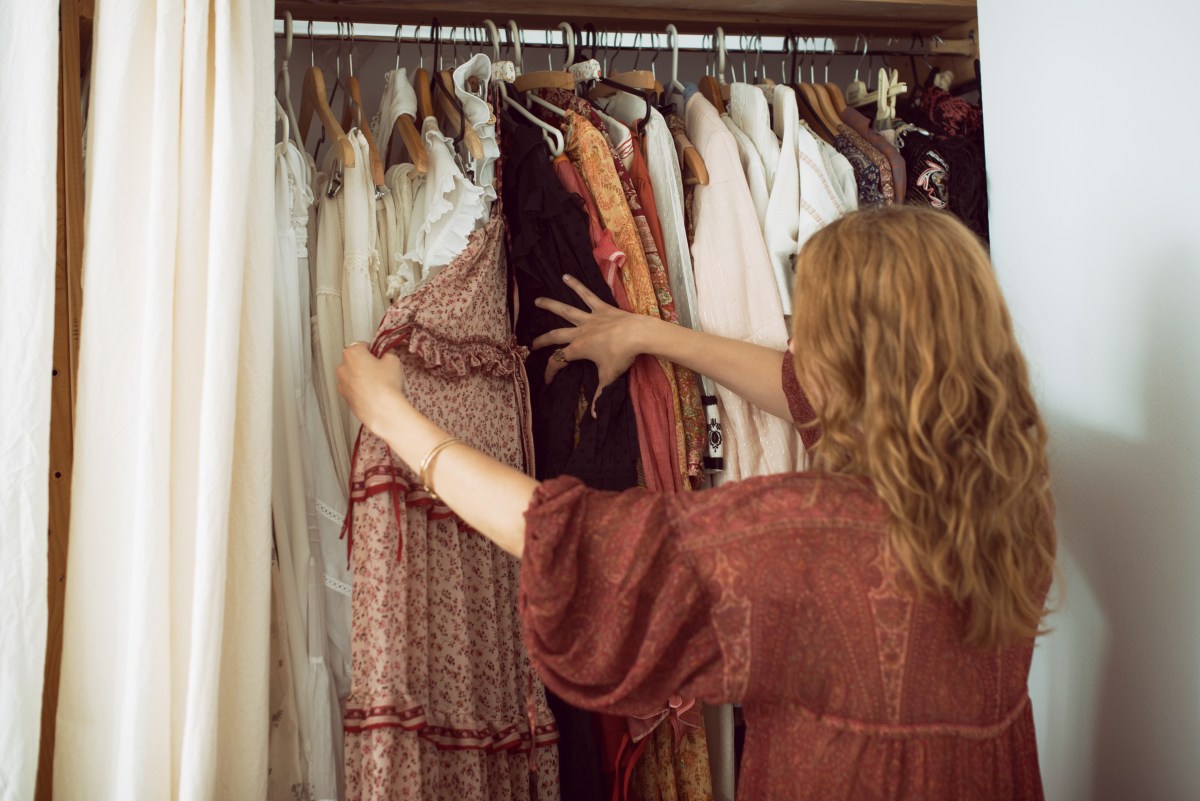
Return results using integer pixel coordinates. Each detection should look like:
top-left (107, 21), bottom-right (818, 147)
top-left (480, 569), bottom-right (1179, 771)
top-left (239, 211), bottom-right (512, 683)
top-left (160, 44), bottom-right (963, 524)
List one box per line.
top-left (418, 436), bottom-right (465, 502)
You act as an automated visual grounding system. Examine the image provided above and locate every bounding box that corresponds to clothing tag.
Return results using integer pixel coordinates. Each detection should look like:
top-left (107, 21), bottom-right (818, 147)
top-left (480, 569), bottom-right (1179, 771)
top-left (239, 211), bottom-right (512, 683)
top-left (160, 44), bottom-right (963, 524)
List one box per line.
top-left (702, 394), bottom-right (724, 472)
top-left (569, 59), bottom-right (601, 83)
top-left (491, 60), bottom-right (517, 83)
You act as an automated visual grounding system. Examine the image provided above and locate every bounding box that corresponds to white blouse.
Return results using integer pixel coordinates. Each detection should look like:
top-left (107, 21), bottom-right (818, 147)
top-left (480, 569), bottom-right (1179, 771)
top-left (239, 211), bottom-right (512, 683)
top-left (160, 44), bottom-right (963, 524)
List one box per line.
top-left (398, 117), bottom-right (486, 288)
top-left (452, 53), bottom-right (500, 213)
top-left (686, 94), bottom-right (805, 482)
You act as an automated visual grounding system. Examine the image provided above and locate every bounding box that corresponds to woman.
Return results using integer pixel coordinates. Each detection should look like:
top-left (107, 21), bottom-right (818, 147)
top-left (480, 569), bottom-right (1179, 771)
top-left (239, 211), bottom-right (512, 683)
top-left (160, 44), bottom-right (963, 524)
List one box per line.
top-left (337, 205), bottom-right (1054, 799)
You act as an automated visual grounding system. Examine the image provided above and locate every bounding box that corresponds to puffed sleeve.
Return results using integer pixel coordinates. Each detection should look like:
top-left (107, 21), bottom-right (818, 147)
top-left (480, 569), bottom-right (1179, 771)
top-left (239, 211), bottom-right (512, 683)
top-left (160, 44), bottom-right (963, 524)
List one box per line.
top-left (782, 350), bottom-right (821, 450)
top-left (519, 476), bottom-right (727, 717)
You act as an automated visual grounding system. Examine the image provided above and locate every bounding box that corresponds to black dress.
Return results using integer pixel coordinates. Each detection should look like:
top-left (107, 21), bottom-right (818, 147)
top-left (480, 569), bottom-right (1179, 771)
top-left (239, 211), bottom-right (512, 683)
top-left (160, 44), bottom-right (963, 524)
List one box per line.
top-left (502, 116), bottom-right (642, 801)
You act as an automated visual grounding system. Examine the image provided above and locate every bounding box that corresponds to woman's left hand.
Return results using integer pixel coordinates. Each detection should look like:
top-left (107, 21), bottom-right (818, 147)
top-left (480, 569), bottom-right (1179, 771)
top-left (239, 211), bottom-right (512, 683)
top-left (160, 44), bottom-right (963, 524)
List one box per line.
top-left (336, 343), bottom-right (406, 434)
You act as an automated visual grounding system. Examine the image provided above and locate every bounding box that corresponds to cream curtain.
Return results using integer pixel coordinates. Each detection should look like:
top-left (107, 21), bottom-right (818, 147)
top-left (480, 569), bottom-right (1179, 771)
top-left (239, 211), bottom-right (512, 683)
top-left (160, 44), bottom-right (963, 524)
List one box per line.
top-left (0, 3), bottom-right (58, 800)
top-left (54, 1), bottom-right (275, 799)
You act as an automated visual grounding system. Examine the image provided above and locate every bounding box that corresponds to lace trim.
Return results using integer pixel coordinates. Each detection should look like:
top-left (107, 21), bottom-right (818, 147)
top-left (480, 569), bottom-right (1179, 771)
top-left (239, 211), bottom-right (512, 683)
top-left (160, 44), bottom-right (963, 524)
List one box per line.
top-left (324, 573), bottom-right (351, 597)
top-left (314, 498), bottom-right (344, 526)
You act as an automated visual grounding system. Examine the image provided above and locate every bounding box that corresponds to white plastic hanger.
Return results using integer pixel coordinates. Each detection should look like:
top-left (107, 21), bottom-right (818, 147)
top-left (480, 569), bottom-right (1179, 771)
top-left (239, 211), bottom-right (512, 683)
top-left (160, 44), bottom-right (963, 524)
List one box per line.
top-left (277, 12), bottom-right (304, 150)
top-left (498, 80), bottom-right (564, 157)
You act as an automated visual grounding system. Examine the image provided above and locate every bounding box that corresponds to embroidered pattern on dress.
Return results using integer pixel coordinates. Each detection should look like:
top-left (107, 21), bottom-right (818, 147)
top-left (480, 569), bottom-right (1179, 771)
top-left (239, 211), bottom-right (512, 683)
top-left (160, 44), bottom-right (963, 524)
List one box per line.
top-left (867, 542), bottom-right (915, 723)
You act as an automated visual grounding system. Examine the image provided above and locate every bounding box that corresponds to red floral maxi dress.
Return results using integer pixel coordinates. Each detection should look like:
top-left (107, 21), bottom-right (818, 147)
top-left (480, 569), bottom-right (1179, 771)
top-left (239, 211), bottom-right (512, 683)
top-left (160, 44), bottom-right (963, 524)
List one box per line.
top-left (342, 212), bottom-right (560, 800)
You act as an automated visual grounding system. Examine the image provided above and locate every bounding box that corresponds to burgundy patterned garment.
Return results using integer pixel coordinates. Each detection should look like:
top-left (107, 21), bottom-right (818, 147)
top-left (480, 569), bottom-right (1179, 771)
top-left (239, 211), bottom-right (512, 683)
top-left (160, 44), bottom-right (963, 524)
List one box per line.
top-left (342, 213), bottom-right (561, 801)
top-left (518, 351), bottom-right (1047, 800)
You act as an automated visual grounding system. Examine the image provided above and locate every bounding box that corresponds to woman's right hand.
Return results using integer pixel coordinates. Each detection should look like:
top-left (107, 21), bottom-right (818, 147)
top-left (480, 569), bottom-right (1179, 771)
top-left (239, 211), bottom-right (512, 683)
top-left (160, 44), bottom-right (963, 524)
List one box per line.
top-left (531, 274), bottom-right (653, 395)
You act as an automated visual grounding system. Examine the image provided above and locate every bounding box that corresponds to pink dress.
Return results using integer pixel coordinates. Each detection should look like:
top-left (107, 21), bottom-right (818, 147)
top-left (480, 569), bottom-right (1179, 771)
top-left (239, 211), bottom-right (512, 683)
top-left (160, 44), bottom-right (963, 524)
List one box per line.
top-left (342, 213), bottom-right (560, 800)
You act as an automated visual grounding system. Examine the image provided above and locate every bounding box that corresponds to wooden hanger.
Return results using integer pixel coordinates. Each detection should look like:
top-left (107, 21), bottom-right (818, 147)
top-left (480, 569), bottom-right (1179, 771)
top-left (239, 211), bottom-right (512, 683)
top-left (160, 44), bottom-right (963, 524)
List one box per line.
top-left (386, 26), bottom-right (428, 174)
top-left (513, 21), bottom-right (576, 93)
top-left (298, 23), bottom-right (355, 167)
top-left (699, 75), bottom-right (726, 115)
top-left (676, 131), bottom-right (710, 186)
top-left (338, 25), bottom-right (386, 188)
top-left (822, 81), bottom-right (847, 117)
top-left (590, 69), bottom-right (656, 100)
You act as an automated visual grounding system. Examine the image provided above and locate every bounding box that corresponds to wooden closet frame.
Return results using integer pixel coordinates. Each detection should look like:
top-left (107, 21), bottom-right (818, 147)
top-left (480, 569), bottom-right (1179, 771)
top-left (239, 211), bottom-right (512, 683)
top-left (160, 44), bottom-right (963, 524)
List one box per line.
top-left (40, 2), bottom-right (977, 799)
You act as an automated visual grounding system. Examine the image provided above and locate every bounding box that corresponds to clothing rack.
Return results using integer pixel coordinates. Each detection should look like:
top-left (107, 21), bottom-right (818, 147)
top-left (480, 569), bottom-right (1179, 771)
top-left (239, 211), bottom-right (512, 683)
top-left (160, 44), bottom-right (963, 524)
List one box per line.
top-left (274, 0), bottom-right (975, 36)
top-left (277, 21), bottom-right (978, 60)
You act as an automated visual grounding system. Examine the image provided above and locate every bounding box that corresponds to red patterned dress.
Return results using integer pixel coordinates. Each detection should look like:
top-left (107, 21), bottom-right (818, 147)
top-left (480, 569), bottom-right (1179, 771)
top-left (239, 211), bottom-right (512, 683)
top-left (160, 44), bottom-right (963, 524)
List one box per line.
top-left (518, 352), bottom-right (1047, 800)
top-left (342, 213), bottom-right (560, 800)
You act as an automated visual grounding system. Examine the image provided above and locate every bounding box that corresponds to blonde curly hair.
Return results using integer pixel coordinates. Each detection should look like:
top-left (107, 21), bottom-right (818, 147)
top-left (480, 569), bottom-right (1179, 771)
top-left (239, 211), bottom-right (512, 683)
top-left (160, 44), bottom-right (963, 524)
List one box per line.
top-left (791, 206), bottom-right (1054, 648)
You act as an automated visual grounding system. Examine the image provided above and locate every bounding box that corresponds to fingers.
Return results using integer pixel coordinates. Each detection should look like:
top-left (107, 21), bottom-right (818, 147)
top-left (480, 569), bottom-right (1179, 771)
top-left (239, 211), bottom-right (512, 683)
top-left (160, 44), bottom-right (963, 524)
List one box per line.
top-left (534, 296), bottom-right (589, 326)
top-left (531, 327), bottom-right (578, 352)
top-left (561, 274), bottom-right (610, 312)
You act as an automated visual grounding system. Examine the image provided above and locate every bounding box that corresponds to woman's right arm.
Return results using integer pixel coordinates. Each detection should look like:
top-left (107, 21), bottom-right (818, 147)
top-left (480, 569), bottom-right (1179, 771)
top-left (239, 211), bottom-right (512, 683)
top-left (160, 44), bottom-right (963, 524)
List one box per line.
top-left (533, 274), bottom-right (794, 421)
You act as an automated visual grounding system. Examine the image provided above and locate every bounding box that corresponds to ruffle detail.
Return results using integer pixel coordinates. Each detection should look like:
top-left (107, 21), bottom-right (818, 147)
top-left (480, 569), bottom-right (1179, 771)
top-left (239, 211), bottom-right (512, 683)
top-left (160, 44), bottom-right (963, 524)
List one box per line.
top-left (401, 325), bottom-right (528, 380)
top-left (416, 175), bottom-right (486, 280)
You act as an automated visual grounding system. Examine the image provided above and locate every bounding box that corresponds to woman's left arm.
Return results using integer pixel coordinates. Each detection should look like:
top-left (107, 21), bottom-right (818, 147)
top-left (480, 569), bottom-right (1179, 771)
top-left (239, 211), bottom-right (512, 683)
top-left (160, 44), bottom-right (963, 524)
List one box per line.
top-left (336, 343), bottom-right (535, 559)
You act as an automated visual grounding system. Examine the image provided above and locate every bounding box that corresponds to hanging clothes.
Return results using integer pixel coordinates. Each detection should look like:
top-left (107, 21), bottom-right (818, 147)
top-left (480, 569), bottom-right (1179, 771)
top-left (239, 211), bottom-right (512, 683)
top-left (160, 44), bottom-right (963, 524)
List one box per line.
top-left (270, 132), bottom-right (342, 801)
top-left (684, 93), bottom-right (805, 482)
top-left (506, 118), bottom-right (638, 801)
top-left (840, 105), bottom-right (906, 204)
top-left (763, 86), bottom-right (802, 317)
top-left (398, 117), bottom-right (486, 289)
top-left (724, 86), bottom-right (772, 231)
top-left (595, 96), bottom-right (724, 476)
top-left (311, 147), bottom-right (357, 491)
top-left (341, 210), bottom-right (560, 801)
top-left (837, 124), bottom-right (894, 205)
top-left (795, 120), bottom-right (858, 250)
top-left (383, 162), bottom-right (422, 298)
top-left (835, 129), bottom-right (887, 207)
top-left (343, 131), bottom-right (386, 345)
top-left (546, 103), bottom-right (685, 492)
top-left (452, 54), bottom-right (501, 212)
top-left (537, 89), bottom-right (707, 489)
top-left (506, 121), bottom-right (640, 491)
top-left (552, 147), bottom-right (683, 503)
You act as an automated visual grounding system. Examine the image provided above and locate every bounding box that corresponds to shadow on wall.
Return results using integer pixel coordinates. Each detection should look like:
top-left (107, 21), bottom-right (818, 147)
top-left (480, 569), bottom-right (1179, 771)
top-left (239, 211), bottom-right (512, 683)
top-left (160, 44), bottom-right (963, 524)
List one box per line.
top-left (1033, 250), bottom-right (1200, 801)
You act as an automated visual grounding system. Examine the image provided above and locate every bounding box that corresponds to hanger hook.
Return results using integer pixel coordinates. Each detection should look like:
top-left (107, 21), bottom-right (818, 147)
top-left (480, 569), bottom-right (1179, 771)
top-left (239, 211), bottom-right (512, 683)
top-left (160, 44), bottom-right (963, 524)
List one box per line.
top-left (506, 20), bottom-right (523, 73)
top-left (559, 22), bottom-right (575, 68)
top-left (334, 20), bottom-right (345, 79)
top-left (715, 27), bottom-right (727, 82)
top-left (347, 20), bottom-right (356, 76)
top-left (483, 19), bottom-right (501, 62)
top-left (631, 32), bottom-right (644, 71)
top-left (853, 34), bottom-right (868, 82)
top-left (283, 11), bottom-right (294, 61)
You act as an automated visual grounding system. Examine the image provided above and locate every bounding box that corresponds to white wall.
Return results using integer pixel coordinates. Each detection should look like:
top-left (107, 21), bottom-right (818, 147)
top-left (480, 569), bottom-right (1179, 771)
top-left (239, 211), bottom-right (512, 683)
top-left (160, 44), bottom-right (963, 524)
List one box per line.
top-left (978, 2), bottom-right (1200, 798)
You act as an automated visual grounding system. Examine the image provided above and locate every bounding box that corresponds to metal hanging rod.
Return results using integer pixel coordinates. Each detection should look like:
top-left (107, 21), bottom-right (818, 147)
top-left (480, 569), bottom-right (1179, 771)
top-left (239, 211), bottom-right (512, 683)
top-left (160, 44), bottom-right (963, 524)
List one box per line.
top-left (274, 20), bottom-right (976, 59)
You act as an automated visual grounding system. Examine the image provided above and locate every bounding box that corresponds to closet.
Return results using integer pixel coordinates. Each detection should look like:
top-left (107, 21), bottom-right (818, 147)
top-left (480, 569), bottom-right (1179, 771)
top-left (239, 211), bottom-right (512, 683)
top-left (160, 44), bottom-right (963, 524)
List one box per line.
top-left (41, 2), bottom-right (982, 800)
